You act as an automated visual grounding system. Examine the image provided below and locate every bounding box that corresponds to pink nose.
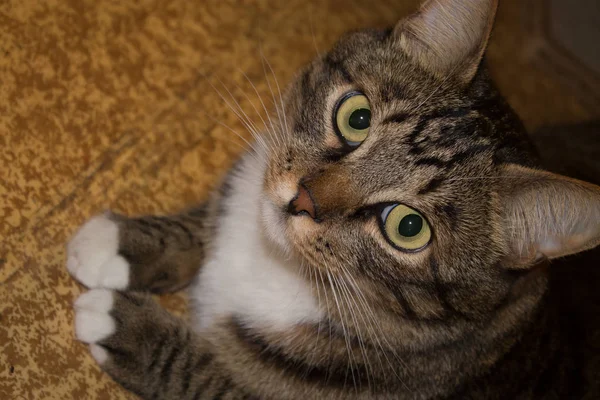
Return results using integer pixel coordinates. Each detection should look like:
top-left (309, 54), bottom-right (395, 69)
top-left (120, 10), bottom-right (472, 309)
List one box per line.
top-left (288, 183), bottom-right (317, 220)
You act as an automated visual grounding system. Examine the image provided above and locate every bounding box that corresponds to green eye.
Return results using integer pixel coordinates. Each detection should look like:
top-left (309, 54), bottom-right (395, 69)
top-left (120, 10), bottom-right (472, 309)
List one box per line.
top-left (381, 204), bottom-right (431, 251)
top-left (334, 93), bottom-right (371, 145)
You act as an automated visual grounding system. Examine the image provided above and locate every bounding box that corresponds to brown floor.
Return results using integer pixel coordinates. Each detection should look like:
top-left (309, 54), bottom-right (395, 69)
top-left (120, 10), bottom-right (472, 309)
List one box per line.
top-left (1, 0), bottom-right (598, 399)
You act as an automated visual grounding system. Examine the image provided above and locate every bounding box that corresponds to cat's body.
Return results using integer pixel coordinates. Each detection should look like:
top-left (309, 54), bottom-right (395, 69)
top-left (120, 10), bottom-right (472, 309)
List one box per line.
top-left (189, 150), bottom-right (598, 399)
top-left (66, 0), bottom-right (600, 398)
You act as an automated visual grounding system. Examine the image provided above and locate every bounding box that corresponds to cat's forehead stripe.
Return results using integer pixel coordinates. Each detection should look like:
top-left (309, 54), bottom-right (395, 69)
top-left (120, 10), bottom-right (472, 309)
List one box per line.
top-left (323, 53), bottom-right (353, 85)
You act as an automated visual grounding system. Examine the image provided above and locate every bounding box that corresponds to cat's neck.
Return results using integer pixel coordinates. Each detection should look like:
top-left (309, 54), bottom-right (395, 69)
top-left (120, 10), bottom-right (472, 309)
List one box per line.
top-left (230, 266), bottom-right (572, 399)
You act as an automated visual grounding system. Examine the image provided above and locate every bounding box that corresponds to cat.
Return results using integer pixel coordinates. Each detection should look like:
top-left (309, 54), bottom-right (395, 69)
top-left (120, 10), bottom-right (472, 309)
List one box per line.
top-left (66, 0), bottom-right (600, 398)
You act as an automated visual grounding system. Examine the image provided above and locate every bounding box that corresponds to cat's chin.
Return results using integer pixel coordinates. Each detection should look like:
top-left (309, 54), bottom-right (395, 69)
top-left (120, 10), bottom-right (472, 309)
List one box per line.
top-left (260, 194), bottom-right (323, 265)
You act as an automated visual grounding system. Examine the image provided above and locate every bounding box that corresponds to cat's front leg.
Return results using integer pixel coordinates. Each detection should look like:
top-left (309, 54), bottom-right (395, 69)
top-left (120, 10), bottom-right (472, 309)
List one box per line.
top-left (74, 289), bottom-right (244, 400)
top-left (66, 205), bottom-right (211, 293)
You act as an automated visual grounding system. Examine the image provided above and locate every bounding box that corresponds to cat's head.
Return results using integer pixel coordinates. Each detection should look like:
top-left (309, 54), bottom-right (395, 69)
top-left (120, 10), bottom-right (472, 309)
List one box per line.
top-left (259, 0), bottom-right (600, 347)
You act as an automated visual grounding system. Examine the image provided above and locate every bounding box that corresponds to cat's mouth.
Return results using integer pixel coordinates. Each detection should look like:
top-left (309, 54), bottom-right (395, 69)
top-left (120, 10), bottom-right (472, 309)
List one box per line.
top-left (260, 157), bottom-right (324, 255)
top-left (260, 189), bottom-right (320, 256)
top-left (260, 195), bottom-right (291, 251)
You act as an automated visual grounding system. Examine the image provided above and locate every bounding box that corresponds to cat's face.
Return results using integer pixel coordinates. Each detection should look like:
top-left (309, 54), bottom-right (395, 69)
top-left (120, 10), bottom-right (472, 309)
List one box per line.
top-left (261, 28), bottom-right (513, 325)
top-left (258, 0), bottom-right (600, 348)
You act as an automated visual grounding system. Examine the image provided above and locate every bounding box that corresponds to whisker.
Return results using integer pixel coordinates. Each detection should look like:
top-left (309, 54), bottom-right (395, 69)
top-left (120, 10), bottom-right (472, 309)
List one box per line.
top-left (259, 46), bottom-right (289, 147)
top-left (263, 52), bottom-right (290, 140)
top-left (329, 266), bottom-right (372, 392)
top-left (444, 176), bottom-right (507, 182)
top-left (316, 267), bottom-right (334, 384)
top-left (296, 259), bottom-right (318, 378)
top-left (333, 263), bottom-right (381, 386)
top-left (239, 69), bottom-right (283, 150)
top-left (336, 266), bottom-right (398, 384)
top-left (214, 76), bottom-right (271, 153)
top-left (326, 269), bottom-right (358, 392)
top-left (309, 264), bottom-right (323, 366)
top-left (225, 74), bottom-right (277, 154)
top-left (330, 254), bottom-right (395, 382)
top-left (330, 253), bottom-right (410, 389)
top-left (196, 110), bottom-right (262, 162)
top-left (199, 74), bottom-right (267, 155)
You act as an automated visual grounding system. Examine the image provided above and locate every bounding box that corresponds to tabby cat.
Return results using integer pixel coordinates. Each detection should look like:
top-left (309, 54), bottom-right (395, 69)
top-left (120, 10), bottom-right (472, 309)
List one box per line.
top-left (66, 0), bottom-right (600, 398)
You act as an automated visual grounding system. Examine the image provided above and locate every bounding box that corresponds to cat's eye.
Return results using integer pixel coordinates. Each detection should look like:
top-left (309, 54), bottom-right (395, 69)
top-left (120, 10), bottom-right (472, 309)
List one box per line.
top-left (380, 204), bottom-right (431, 252)
top-left (334, 92), bottom-right (371, 146)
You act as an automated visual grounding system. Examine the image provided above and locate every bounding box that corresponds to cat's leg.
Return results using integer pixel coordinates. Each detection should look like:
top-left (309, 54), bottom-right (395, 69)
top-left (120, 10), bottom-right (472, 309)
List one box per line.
top-left (74, 289), bottom-right (249, 399)
top-left (67, 205), bottom-right (212, 293)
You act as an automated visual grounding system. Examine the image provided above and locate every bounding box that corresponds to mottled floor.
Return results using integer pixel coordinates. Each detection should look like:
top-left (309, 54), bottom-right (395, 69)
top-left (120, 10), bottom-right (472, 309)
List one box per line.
top-left (1, 0), bottom-right (598, 399)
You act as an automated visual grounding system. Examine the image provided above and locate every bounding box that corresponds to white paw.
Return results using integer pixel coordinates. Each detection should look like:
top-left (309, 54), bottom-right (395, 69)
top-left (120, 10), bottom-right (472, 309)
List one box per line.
top-left (74, 289), bottom-right (115, 365)
top-left (67, 213), bottom-right (130, 289)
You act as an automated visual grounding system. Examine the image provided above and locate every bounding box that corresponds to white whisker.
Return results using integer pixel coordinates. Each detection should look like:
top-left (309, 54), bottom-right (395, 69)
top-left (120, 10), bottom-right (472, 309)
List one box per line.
top-left (239, 69), bottom-right (284, 149)
top-left (329, 266), bottom-right (372, 392)
top-left (259, 46), bottom-right (289, 147)
top-left (326, 269), bottom-right (358, 392)
top-left (199, 74), bottom-right (266, 156)
top-left (214, 76), bottom-right (271, 154)
top-left (316, 267), bottom-right (334, 383)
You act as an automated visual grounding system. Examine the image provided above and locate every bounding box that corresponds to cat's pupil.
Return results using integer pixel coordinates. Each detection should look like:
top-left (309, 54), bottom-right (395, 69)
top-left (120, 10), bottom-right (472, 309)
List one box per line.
top-left (398, 214), bottom-right (423, 237)
top-left (348, 108), bottom-right (371, 130)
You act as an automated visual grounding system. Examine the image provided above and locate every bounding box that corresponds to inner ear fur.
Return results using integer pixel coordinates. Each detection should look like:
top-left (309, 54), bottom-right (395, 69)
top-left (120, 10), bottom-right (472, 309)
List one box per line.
top-left (395, 0), bottom-right (498, 84)
top-left (499, 164), bottom-right (600, 267)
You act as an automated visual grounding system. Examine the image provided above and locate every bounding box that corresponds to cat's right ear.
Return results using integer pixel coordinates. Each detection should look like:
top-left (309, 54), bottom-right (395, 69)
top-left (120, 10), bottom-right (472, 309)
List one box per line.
top-left (394, 0), bottom-right (498, 84)
top-left (499, 165), bottom-right (600, 268)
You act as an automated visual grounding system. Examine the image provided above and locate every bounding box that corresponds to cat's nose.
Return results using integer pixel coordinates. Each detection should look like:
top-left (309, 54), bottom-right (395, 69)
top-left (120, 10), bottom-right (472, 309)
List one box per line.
top-left (288, 183), bottom-right (317, 220)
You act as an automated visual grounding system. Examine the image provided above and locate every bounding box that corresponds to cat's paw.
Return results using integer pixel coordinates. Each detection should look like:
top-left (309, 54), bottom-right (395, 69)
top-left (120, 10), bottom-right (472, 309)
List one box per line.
top-left (74, 289), bottom-right (115, 365)
top-left (74, 289), bottom-right (163, 368)
top-left (66, 213), bottom-right (130, 289)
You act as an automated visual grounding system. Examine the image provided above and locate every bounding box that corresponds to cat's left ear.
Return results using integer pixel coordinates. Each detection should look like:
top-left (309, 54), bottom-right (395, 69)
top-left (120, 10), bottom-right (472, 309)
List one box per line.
top-left (499, 164), bottom-right (600, 268)
top-left (395, 0), bottom-right (498, 84)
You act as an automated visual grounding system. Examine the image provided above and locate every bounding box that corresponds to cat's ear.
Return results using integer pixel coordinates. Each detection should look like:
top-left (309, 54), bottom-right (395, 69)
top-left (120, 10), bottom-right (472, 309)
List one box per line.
top-left (499, 164), bottom-right (600, 268)
top-left (395, 0), bottom-right (498, 83)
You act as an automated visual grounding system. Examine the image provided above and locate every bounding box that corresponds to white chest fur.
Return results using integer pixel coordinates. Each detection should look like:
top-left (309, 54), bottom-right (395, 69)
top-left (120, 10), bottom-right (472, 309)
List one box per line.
top-left (189, 154), bottom-right (322, 332)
